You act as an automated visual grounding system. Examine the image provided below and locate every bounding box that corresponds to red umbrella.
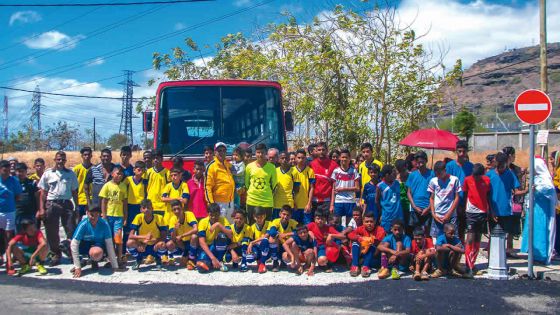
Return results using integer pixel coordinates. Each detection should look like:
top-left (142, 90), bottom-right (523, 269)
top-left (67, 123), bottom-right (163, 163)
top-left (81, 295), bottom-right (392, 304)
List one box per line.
top-left (399, 128), bottom-right (459, 151)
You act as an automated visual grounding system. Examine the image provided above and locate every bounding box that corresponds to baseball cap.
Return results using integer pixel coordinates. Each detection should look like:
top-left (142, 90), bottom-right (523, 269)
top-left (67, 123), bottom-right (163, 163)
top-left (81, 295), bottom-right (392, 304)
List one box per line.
top-left (7, 157), bottom-right (17, 162)
top-left (214, 142), bottom-right (227, 150)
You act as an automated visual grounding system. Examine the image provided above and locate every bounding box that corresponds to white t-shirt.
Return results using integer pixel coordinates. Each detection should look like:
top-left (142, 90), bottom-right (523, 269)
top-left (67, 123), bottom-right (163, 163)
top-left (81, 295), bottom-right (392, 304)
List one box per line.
top-left (427, 175), bottom-right (461, 216)
top-left (331, 166), bottom-right (360, 203)
top-left (38, 168), bottom-right (79, 201)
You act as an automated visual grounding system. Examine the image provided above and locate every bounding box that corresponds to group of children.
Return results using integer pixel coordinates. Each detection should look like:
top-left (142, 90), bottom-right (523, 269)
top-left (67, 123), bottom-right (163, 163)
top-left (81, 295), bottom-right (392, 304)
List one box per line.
top-left (4, 140), bottom-right (512, 281)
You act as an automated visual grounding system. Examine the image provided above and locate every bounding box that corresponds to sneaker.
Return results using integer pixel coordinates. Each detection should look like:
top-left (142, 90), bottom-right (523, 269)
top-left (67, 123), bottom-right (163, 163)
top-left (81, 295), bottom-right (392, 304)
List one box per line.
top-left (186, 260), bottom-right (196, 271)
top-left (421, 271), bottom-right (430, 281)
top-left (131, 261), bottom-right (141, 271)
top-left (450, 269), bottom-right (463, 278)
top-left (168, 257), bottom-right (175, 266)
top-left (219, 262), bottom-right (229, 272)
top-left (232, 262), bottom-right (239, 269)
top-left (377, 267), bottom-right (390, 279)
top-left (463, 269), bottom-right (474, 279)
top-left (390, 267), bottom-right (400, 280)
top-left (60, 240), bottom-right (72, 258)
top-left (258, 263), bottom-right (267, 274)
top-left (7, 268), bottom-right (16, 276)
top-left (349, 266), bottom-right (359, 277)
top-left (272, 260), bottom-right (279, 272)
top-left (361, 266), bottom-right (371, 278)
top-left (196, 261), bottom-right (209, 272)
top-left (49, 255), bottom-right (61, 267)
top-left (17, 264), bottom-right (31, 276)
top-left (161, 255), bottom-right (169, 265)
top-left (413, 271), bottom-right (422, 281)
top-left (431, 269), bottom-right (447, 278)
top-left (36, 264), bottom-right (48, 275)
top-left (240, 264), bottom-right (248, 272)
top-left (144, 255), bottom-right (155, 265)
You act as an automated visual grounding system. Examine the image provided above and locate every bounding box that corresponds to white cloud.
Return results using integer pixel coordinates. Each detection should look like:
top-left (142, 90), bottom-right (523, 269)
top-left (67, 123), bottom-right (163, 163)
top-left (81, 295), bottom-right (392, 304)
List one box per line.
top-left (9, 11), bottom-right (41, 26)
top-left (85, 57), bottom-right (105, 67)
top-left (174, 22), bottom-right (186, 30)
top-left (23, 31), bottom-right (86, 50)
top-left (398, 0), bottom-right (560, 68)
top-left (234, 0), bottom-right (252, 7)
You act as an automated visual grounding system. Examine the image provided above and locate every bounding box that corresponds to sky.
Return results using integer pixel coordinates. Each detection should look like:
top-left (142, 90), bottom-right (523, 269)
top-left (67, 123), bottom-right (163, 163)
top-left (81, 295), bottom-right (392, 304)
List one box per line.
top-left (0, 0), bottom-right (558, 144)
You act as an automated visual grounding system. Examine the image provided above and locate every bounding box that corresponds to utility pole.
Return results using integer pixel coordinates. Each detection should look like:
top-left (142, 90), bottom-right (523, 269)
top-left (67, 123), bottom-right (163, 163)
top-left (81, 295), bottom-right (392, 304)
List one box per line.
top-left (30, 85), bottom-right (41, 132)
top-left (539, 0), bottom-right (549, 157)
top-left (119, 70), bottom-right (139, 146)
top-left (2, 95), bottom-right (8, 141)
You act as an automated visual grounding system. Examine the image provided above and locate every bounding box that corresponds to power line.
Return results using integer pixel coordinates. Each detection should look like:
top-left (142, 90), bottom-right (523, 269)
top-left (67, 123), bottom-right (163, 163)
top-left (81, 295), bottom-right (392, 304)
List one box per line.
top-left (2, 0), bottom-right (274, 87)
top-left (463, 57), bottom-right (537, 81)
top-left (0, 86), bottom-right (141, 100)
top-left (0, 0), bottom-right (212, 7)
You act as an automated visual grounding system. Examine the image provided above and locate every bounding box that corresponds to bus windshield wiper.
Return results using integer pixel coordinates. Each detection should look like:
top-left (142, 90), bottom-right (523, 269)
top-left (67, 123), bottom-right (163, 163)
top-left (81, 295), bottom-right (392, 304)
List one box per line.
top-left (172, 134), bottom-right (212, 158)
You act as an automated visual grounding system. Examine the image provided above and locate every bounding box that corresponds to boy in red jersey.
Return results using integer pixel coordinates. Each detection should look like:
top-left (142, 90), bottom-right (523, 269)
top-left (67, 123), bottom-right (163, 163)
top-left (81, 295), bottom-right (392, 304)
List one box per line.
top-left (347, 212), bottom-right (385, 277)
top-left (309, 142), bottom-right (338, 220)
top-left (6, 219), bottom-right (48, 276)
top-left (411, 227), bottom-right (435, 281)
top-left (307, 208), bottom-right (345, 272)
top-left (462, 163), bottom-right (492, 278)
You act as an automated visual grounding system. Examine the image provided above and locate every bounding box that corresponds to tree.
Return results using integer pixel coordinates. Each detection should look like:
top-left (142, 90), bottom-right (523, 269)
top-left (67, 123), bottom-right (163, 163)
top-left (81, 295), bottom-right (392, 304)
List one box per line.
top-left (453, 109), bottom-right (477, 142)
top-left (107, 133), bottom-right (129, 150)
top-left (44, 121), bottom-right (80, 151)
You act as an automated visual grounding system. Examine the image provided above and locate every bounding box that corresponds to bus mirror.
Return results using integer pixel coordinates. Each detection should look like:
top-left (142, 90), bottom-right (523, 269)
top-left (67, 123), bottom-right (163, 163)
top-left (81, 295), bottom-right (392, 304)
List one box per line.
top-left (284, 111), bottom-right (294, 132)
top-left (143, 111), bottom-right (153, 132)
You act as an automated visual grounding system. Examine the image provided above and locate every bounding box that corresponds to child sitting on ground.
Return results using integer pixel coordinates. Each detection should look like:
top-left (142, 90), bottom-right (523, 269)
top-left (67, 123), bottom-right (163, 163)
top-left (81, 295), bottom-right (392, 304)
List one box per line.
top-left (347, 207), bottom-right (364, 230)
top-left (347, 212), bottom-right (386, 278)
top-left (432, 223), bottom-right (465, 278)
top-left (282, 225), bottom-right (317, 276)
top-left (195, 203), bottom-right (232, 273)
top-left (165, 200), bottom-right (198, 270)
top-left (226, 209), bottom-right (252, 272)
top-left (307, 210), bottom-right (346, 272)
top-left (411, 226), bottom-right (435, 281)
top-left (246, 207), bottom-right (274, 273)
top-left (377, 219), bottom-right (411, 280)
top-left (5, 219), bottom-right (48, 276)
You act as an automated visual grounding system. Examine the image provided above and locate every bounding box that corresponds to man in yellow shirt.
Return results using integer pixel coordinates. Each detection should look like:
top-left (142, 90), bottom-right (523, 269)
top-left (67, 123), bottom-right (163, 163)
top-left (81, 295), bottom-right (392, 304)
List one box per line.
top-left (359, 143), bottom-right (383, 193)
top-left (196, 203), bottom-right (232, 272)
top-left (99, 166), bottom-right (128, 263)
top-left (273, 152), bottom-right (299, 219)
top-left (146, 150), bottom-right (169, 217)
top-left (205, 142), bottom-right (235, 219)
top-left (73, 147), bottom-right (93, 220)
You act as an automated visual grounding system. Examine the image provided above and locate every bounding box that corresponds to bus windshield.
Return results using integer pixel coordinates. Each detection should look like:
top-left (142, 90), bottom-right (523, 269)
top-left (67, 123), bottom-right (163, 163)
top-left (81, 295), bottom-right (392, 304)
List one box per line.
top-left (157, 85), bottom-right (285, 155)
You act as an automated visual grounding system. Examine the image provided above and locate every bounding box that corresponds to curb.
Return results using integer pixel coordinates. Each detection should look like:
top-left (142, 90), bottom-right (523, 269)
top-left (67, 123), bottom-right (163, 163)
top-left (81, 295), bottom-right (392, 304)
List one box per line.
top-left (510, 267), bottom-right (560, 281)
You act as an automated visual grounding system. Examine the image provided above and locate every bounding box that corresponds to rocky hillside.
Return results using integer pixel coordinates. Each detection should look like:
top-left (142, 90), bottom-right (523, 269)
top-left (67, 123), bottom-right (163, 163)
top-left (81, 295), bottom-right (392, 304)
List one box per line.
top-left (439, 42), bottom-right (560, 131)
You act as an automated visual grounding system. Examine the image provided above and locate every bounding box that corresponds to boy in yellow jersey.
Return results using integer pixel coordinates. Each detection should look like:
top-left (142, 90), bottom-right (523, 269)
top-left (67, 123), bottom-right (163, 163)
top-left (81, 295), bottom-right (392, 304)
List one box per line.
top-left (99, 166), bottom-right (128, 264)
top-left (123, 161), bottom-right (148, 249)
top-left (359, 143), bottom-right (384, 194)
top-left (245, 143), bottom-right (277, 223)
top-left (146, 150), bottom-right (169, 217)
top-left (273, 152), bottom-right (300, 220)
top-left (126, 199), bottom-right (168, 271)
top-left (73, 147), bottom-right (93, 220)
top-left (293, 149), bottom-right (316, 225)
top-left (269, 205), bottom-right (299, 271)
top-left (196, 203), bottom-right (232, 273)
top-left (246, 207), bottom-right (279, 273)
top-left (225, 209), bottom-right (252, 272)
top-left (161, 168), bottom-right (190, 224)
top-left (165, 200), bottom-right (198, 270)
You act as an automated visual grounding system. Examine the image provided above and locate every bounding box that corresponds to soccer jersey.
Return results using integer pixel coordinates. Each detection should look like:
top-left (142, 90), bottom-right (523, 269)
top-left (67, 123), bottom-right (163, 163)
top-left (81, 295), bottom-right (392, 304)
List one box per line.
top-left (187, 177), bottom-right (208, 219)
top-left (446, 160), bottom-right (473, 198)
top-left (98, 181), bottom-right (128, 217)
top-left (125, 176), bottom-right (147, 205)
top-left (293, 166), bottom-right (316, 209)
top-left (197, 216), bottom-right (231, 244)
top-left (270, 218), bottom-right (298, 235)
top-left (427, 175), bottom-right (462, 216)
top-left (73, 217), bottom-right (112, 246)
top-left (146, 167), bottom-right (169, 211)
top-left (251, 221), bottom-right (271, 240)
top-left (73, 163), bottom-right (91, 206)
top-left (487, 169), bottom-right (520, 216)
top-left (292, 231), bottom-right (317, 251)
top-left (245, 161), bottom-right (277, 207)
top-left (463, 175), bottom-right (491, 213)
top-left (377, 180), bottom-right (403, 230)
top-left (381, 234), bottom-right (412, 251)
top-left (15, 177), bottom-right (37, 218)
top-left (359, 159), bottom-right (384, 192)
top-left (13, 230), bottom-right (44, 248)
top-left (273, 166), bottom-right (299, 209)
top-left (130, 213), bottom-right (167, 245)
top-left (168, 211), bottom-right (197, 241)
top-left (361, 182), bottom-right (378, 218)
top-left (347, 225), bottom-right (385, 246)
top-left (310, 158), bottom-right (338, 202)
top-left (229, 223), bottom-right (252, 244)
top-left (331, 166), bottom-right (360, 203)
top-left (162, 181), bottom-right (190, 212)
top-left (411, 237), bottom-right (434, 255)
top-left (405, 169), bottom-right (435, 209)
top-left (306, 222), bottom-right (339, 246)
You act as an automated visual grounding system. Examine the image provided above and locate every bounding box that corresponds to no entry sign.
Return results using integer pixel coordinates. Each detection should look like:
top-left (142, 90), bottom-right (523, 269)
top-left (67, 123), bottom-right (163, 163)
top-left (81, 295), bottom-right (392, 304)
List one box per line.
top-left (514, 89), bottom-right (552, 125)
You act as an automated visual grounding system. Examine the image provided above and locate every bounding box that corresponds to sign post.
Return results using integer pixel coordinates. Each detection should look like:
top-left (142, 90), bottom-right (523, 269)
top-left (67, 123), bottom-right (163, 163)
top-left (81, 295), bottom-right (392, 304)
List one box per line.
top-left (514, 89), bottom-right (552, 279)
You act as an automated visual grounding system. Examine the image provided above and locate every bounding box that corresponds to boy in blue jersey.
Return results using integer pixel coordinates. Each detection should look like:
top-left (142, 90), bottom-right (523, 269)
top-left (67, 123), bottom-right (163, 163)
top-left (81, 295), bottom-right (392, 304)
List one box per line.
top-left (196, 203), bottom-right (232, 273)
top-left (126, 199), bottom-right (168, 271)
top-left (361, 164), bottom-right (380, 221)
top-left (377, 219), bottom-right (411, 280)
top-left (432, 223), bottom-right (465, 278)
top-left (406, 151), bottom-right (435, 236)
top-left (376, 165), bottom-right (403, 233)
top-left (225, 209), bottom-right (252, 272)
top-left (283, 225), bottom-right (317, 276)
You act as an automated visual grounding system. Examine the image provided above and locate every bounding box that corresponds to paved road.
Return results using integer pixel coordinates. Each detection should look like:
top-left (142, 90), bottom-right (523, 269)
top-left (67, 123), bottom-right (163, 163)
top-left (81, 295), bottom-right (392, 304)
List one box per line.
top-left (1, 275), bottom-right (559, 314)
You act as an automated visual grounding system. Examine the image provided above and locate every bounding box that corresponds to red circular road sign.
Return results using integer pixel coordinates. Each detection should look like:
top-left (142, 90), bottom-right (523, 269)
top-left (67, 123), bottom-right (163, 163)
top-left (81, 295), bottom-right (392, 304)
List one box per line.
top-left (514, 89), bottom-right (552, 125)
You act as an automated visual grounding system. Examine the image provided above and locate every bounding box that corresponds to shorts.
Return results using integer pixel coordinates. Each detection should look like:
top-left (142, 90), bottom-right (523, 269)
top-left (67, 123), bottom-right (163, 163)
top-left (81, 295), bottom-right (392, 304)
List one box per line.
top-left (78, 241), bottom-right (107, 257)
top-left (19, 245), bottom-right (37, 260)
top-left (490, 215), bottom-right (519, 235)
top-left (317, 244), bottom-right (327, 258)
top-left (466, 212), bottom-right (488, 234)
top-left (430, 216), bottom-right (457, 238)
top-left (106, 216), bottom-right (124, 234)
top-left (292, 209), bottom-right (304, 224)
top-left (0, 211), bottom-right (16, 231)
top-left (334, 203), bottom-right (355, 218)
top-left (126, 204), bottom-right (141, 229)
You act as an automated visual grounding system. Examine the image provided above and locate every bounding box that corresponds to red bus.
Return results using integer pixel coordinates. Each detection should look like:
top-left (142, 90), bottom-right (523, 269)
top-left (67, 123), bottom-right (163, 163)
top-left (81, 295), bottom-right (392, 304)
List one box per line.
top-left (144, 80), bottom-right (293, 170)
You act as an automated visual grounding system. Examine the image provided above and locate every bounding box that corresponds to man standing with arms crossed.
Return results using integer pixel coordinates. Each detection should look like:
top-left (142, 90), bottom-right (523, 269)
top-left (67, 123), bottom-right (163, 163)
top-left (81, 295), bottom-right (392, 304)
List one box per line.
top-left (38, 151), bottom-right (79, 266)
